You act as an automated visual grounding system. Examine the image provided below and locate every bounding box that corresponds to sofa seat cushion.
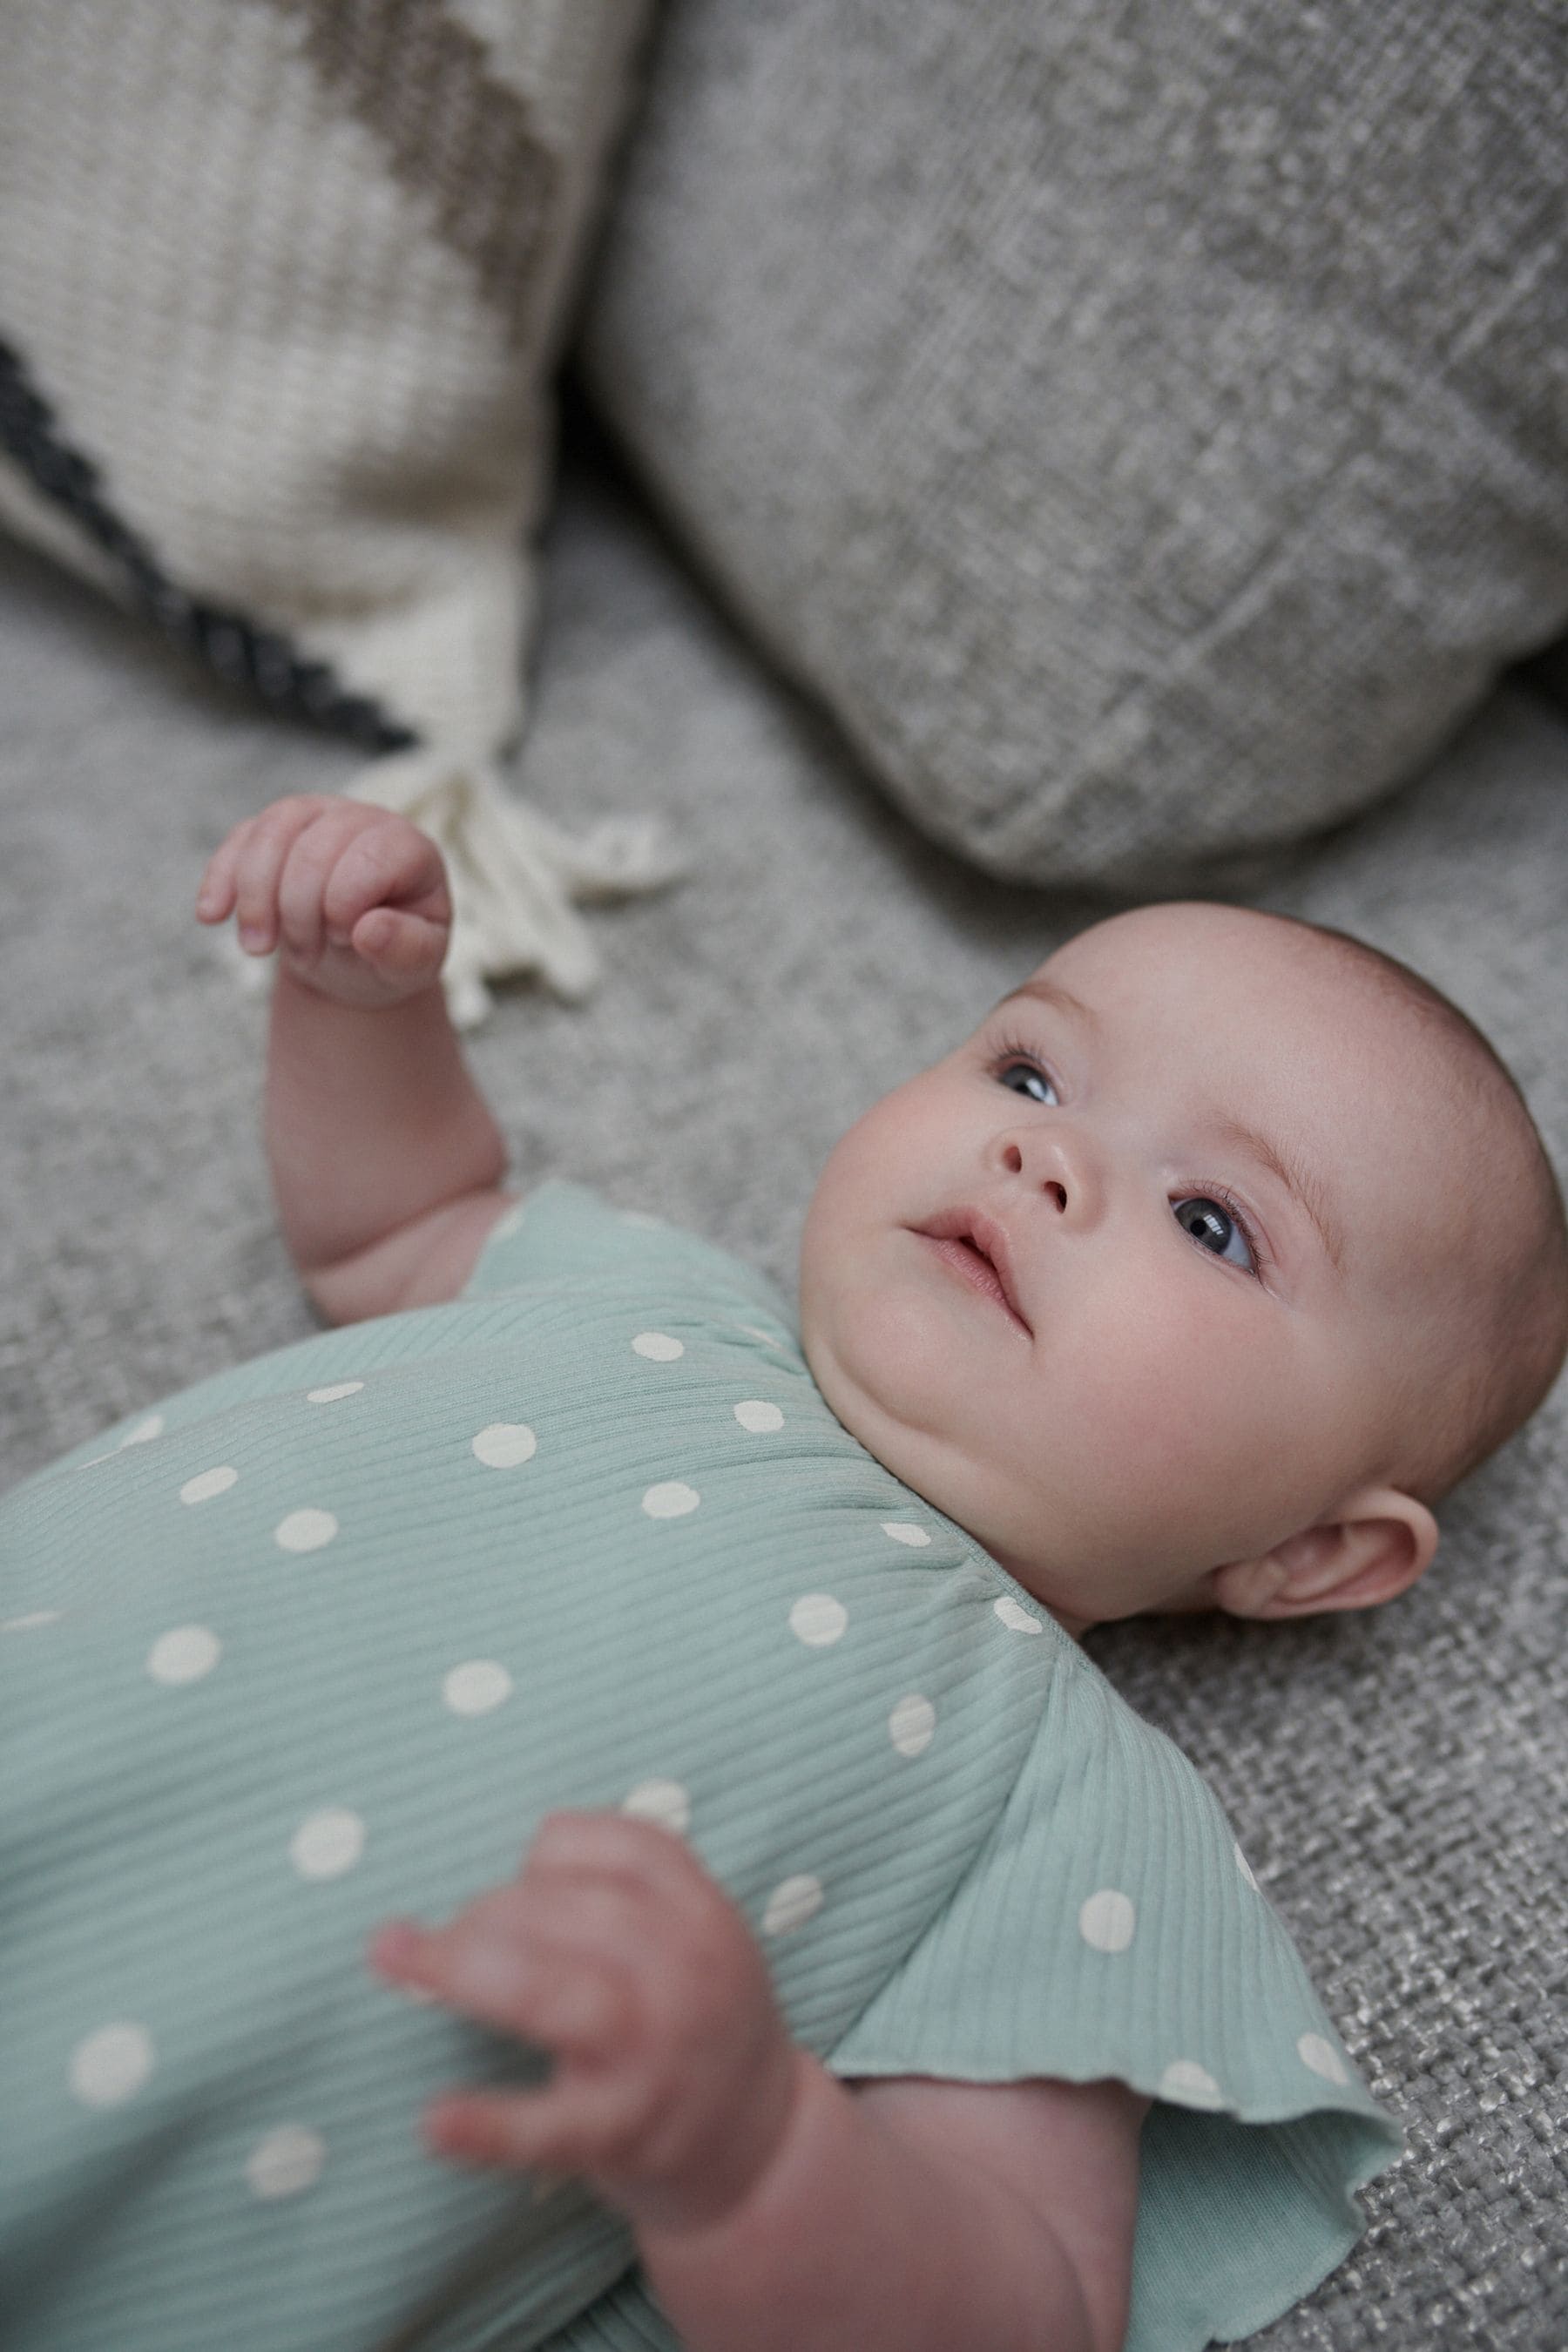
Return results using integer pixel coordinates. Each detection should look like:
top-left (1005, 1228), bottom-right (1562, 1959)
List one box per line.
top-left (581, 0), bottom-right (1568, 889)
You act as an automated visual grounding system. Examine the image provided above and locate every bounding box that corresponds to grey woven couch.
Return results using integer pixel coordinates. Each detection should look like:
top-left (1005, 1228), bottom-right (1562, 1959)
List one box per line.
top-left (3, 3), bottom-right (1566, 2343)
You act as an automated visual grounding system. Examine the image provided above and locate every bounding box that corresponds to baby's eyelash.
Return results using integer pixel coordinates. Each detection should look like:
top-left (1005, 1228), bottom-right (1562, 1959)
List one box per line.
top-left (988, 1034), bottom-right (1055, 1081)
top-left (1191, 1183), bottom-right (1270, 1279)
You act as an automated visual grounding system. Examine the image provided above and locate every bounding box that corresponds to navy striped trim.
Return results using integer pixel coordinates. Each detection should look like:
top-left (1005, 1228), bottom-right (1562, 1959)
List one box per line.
top-left (0, 335), bottom-right (416, 753)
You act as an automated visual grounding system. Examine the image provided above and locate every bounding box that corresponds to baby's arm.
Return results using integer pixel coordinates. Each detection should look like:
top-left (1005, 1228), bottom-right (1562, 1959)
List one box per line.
top-left (369, 1815), bottom-right (1145, 2352)
top-left (196, 796), bottom-right (515, 1323)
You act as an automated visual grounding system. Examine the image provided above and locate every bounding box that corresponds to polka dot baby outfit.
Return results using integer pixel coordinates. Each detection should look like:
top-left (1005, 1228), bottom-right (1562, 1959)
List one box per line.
top-left (0, 1183), bottom-right (1398, 2352)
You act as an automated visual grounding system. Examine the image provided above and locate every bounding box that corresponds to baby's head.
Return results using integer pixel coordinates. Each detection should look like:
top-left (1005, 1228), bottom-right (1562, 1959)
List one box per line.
top-left (799, 902), bottom-right (1568, 1635)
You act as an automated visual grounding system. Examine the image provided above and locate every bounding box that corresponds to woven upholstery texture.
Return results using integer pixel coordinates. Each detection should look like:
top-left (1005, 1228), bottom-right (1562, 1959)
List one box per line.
top-left (581, 0), bottom-right (1568, 890)
top-left (0, 0), bottom-right (648, 759)
top-left (2, 446), bottom-right (1565, 2346)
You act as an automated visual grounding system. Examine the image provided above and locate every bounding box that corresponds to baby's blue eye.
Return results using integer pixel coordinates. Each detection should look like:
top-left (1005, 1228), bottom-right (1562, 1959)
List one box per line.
top-left (996, 1059), bottom-right (1058, 1107)
top-left (1174, 1196), bottom-right (1255, 1272)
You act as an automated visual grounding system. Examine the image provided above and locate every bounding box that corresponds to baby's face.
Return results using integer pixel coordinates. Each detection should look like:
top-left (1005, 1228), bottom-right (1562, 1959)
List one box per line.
top-left (799, 902), bottom-right (1454, 1630)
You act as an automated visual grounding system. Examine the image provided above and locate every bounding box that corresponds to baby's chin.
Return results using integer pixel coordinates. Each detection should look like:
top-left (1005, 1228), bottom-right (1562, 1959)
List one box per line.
top-left (801, 1321), bottom-right (1058, 1596)
top-left (801, 1286), bottom-right (975, 1470)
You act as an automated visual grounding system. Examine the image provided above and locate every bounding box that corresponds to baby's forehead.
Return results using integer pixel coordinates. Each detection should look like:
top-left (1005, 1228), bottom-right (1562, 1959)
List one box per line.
top-left (1039, 900), bottom-right (1524, 1196)
top-left (1033, 905), bottom-right (1445, 1066)
top-left (1017, 905), bottom-right (1473, 1200)
top-left (1036, 901), bottom-right (1351, 993)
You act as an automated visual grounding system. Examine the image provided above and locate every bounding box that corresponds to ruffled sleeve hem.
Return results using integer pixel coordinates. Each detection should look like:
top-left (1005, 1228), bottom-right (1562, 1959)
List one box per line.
top-left (823, 1625), bottom-right (1402, 2352)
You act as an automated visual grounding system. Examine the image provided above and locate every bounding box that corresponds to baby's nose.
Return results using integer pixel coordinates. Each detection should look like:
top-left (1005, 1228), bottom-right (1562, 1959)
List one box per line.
top-left (1001, 1138), bottom-right (1071, 1213)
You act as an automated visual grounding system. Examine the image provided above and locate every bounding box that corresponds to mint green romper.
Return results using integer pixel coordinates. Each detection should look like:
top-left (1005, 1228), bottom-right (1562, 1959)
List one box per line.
top-left (0, 1183), bottom-right (1399, 2352)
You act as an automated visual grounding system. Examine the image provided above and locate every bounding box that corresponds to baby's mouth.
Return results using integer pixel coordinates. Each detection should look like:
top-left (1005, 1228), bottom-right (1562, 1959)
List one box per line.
top-left (914, 1210), bottom-right (1032, 1335)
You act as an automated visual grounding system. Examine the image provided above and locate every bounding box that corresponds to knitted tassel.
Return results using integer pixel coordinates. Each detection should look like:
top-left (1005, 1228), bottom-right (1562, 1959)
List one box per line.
top-left (222, 749), bottom-right (681, 1028)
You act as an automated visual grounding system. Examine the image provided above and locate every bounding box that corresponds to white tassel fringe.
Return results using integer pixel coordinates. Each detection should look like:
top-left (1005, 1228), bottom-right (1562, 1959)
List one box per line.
top-left (221, 750), bottom-right (682, 1028)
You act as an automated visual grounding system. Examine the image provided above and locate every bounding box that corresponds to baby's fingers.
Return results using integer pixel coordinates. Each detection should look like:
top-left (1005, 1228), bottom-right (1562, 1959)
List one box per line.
top-left (318, 814), bottom-right (449, 944)
top-left (370, 1916), bottom-right (632, 2056)
top-left (422, 2089), bottom-right (550, 2170)
top-left (194, 816), bottom-right (260, 926)
top-left (421, 2080), bottom-right (631, 2176)
top-left (207, 796), bottom-right (340, 954)
top-left (349, 905), bottom-right (448, 984)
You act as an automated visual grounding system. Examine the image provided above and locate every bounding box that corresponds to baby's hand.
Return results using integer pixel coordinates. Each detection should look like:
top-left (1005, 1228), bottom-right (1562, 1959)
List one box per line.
top-left (195, 795), bottom-right (451, 1009)
top-left (368, 1812), bottom-right (804, 2236)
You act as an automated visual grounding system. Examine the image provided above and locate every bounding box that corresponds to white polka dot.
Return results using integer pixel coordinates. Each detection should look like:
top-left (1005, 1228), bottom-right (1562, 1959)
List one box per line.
top-left (146, 1626), bottom-right (221, 1686)
top-left (789, 1593), bottom-right (848, 1646)
top-left (1078, 1889), bottom-right (1137, 1953)
top-left (632, 1331), bottom-right (685, 1362)
top-left (306, 1381), bottom-right (364, 1404)
top-left (472, 1423), bottom-right (537, 1468)
top-left (118, 1415), bottom-right (164, 1449)
top-left (246, 2125), bottom-right (327, 2200)
top-left (179, 1464), bottom-right (238, 1506)
top-left (733, 1399), bottom-right (785, 1433)
top-left (993, 1596), bottom-right (1044, 1634)
top-left (443, 1659), bottom-right (513, 1716)
top-left (880, 1521), bottom-right (931, 1548)
top-left (1297, 2032), bottom-right (1348, 2085)
top-left (889, 1694), bottom-right (936, 1756)
top-left (274, 1508), bottom-right (338, 1554)
top-left (2, 1610), bottom-right (62, 1632)
top-left (1159, 2059), bottom-right (1225, 2109)
top-left (70, 2023), bottom-right (153, 2107)
top-left (622, 1779), bottom-right (692, 1835)
top-left (762, 1875), bottom-right (824, 1936)
top-left (642, 1481), bottom-right (700, 1519)
top-left (289, 1808), bottom-right (366, 1881)
top-left (1234, 1842), bottom-right (1259, 1890)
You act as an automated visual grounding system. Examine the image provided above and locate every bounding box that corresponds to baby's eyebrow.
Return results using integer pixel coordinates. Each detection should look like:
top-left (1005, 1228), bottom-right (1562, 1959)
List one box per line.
top-left (997, 975), bottom-right (1098, 1025)
top-left (1210, 1113), bottom-right (1346, 1273)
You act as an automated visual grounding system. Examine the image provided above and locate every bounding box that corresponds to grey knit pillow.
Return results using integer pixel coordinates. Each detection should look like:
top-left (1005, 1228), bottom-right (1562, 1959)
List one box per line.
top-left (0, 0), bottom-right (667, 1019)
top-left (580, 0), bottom-right (1568, 889)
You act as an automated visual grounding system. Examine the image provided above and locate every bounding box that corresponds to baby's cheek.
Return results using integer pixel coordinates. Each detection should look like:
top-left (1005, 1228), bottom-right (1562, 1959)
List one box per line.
top-left (809, 1280), bottom-right (960, 1456)
top-left (1088, 1303), bottom-right (1314, 1548)
top-left (1064, 1292), bottom-right (1256, 1490)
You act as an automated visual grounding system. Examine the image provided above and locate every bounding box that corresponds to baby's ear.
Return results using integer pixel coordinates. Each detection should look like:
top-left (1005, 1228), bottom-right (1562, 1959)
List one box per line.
top-left (1212, 1488), bottom-right (1439, 1619)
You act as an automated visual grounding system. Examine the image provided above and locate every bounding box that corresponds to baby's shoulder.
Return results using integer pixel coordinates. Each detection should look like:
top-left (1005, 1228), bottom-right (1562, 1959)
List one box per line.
top-left (460, 1180), bottom-right (796, 1334)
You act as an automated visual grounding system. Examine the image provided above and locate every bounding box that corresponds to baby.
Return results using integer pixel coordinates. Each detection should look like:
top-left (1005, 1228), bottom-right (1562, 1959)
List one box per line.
top-left (3, 793), bottom-right (1565, 2352)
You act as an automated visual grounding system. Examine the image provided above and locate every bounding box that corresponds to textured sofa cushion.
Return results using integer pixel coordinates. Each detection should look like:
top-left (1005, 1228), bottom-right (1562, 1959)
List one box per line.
top-left (0, 0), bottom-right (668, 1017)
top-left (580, 0), bottom-right (1568, 889)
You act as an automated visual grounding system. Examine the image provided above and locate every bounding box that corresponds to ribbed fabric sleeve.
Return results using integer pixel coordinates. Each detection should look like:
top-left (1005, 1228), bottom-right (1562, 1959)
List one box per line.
top-left (827, 1635), bottom-right (1400, 2352)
